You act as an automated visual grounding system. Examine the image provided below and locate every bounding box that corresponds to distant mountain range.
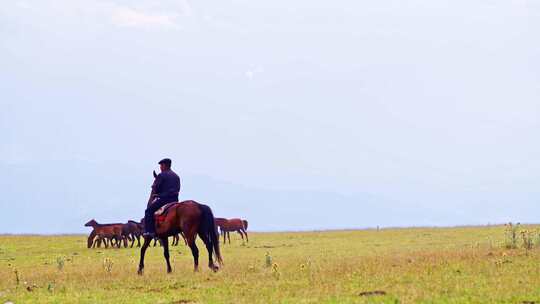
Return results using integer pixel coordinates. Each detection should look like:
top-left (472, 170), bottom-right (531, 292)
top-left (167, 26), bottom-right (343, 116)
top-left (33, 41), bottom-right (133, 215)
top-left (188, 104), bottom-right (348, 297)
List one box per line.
top-left (0, 161), bottom-right (537, 234)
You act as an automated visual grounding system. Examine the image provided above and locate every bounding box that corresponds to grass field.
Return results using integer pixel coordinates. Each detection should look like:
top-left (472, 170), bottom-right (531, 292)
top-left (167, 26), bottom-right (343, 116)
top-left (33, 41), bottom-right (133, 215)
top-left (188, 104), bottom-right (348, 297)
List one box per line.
top-left (1, 225), bottom-right (540, 303)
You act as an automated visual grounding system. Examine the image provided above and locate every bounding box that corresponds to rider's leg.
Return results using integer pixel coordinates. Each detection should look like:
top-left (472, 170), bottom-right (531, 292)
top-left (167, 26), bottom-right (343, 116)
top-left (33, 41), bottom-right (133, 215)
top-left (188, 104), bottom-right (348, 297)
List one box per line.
top-left (144, 198), bottom-right (167, 234)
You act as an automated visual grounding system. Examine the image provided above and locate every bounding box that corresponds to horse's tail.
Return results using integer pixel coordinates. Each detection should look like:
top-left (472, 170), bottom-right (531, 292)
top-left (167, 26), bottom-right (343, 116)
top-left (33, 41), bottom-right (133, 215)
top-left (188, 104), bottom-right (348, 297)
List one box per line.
top-left (198, 204), bottom-right (223, 265)
top-left (242, 220), bottom-right (248, 230)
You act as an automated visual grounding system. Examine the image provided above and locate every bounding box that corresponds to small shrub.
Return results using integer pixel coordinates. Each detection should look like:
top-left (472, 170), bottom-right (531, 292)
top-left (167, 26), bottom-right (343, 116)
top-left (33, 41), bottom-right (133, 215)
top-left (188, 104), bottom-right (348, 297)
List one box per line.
top-left (487, 237), bottom-right (494, 249)
top-left (247, 265), bottom-right (256, 272)
top-left (56, 256), bottom-right (65, 271)
top-left (521, 230), bottom-right (534, 250)
top-left (14, 269), bottom-right (20, 286)
top-left (265, 252), bottom-right (272, 268)
top-left (504, 222), bottom-right (520, 249)
top-left (103, 257), bottom-right (114, 273)
top-left (271, 263), bottom-right (280, 280)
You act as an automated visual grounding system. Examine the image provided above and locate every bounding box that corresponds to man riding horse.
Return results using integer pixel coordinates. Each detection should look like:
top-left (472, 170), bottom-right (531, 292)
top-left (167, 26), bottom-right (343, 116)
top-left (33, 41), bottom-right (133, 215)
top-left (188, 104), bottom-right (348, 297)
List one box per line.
top-left (143, 158), bottom-right (181, 238)
top-left (138, 158), bottom-right (222, 274)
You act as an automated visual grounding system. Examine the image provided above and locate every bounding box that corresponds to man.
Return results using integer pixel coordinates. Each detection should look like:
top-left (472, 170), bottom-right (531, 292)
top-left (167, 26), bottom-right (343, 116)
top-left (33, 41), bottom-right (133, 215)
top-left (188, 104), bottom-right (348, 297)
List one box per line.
top-left (143, 158), bottom-right (181, 237)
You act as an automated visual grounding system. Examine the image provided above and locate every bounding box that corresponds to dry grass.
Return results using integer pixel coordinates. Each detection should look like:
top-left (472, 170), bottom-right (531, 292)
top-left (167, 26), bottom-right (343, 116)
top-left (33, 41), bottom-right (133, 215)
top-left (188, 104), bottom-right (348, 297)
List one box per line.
top-left (1, 225), bottom-right (540, 303)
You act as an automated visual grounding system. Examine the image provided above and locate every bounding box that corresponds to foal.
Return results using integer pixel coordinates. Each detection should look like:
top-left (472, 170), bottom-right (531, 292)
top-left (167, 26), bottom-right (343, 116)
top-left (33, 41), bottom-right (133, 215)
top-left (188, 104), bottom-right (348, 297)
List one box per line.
top-left (84, 219), bottom-right (124, 248)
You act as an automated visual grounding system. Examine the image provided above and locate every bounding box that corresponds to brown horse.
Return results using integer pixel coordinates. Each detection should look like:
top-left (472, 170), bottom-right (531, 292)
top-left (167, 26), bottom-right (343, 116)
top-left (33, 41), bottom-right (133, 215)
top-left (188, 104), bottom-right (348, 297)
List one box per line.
top-left (138, 171), bottom-right (223, 274)
top-left (85, 219), bottom-right (124, 248)
top-left (122, 220), bottom-right (143, 248)
top-left (214, 218), bottom-right (249, 244)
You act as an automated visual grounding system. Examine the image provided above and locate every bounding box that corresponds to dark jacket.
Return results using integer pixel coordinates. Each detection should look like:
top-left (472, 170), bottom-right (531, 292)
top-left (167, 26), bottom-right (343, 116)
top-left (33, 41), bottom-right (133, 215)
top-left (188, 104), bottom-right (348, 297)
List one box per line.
top-left (154, 170), bottom-right (181, 201)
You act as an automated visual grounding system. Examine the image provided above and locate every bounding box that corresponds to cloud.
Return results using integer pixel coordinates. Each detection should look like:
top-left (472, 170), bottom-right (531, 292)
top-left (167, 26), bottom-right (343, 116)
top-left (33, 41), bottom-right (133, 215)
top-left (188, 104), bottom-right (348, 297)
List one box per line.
top-left (3, 1), bottom-right (192, 30)
top-left (111, 7), bottom-right (180, 29)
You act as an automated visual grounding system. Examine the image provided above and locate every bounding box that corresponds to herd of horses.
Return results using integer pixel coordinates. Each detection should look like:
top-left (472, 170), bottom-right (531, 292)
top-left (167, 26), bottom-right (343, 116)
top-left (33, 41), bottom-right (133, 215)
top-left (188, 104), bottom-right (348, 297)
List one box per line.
top-left (85, 216), bottom-right (248, 249)
top-left (84, 170), bottom-right (249, 274)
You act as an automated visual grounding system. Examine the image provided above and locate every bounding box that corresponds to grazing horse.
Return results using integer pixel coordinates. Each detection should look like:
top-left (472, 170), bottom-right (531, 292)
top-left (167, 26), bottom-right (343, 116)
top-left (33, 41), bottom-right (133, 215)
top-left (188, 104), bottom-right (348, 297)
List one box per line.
top-left (85, 219), bottom-right (124, 248)
top-left (138, 171), bottom-right (222, 274)
top-left (214, 218), bottom-right (249, 244)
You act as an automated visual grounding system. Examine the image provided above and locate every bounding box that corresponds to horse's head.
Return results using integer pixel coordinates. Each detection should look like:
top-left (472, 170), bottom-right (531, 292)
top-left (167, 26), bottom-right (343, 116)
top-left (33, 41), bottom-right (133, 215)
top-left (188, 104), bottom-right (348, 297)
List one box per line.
top-left (85, 219), bottom-right (97, 227)
top-left (147, 170), bottom-right (158, 206)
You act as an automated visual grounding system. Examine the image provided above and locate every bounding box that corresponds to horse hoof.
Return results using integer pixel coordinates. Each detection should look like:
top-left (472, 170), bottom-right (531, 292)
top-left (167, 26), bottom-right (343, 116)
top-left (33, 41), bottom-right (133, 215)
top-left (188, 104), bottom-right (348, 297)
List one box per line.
top-left (137, 269), bottom-right (144, 275)
top-left (167, 269), bottom-right (172, 274)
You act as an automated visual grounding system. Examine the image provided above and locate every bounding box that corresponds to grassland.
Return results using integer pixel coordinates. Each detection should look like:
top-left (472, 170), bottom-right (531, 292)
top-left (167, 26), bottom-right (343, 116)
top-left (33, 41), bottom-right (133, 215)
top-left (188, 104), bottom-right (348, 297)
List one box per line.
top-left (1, 225), bottom-right (540, 303)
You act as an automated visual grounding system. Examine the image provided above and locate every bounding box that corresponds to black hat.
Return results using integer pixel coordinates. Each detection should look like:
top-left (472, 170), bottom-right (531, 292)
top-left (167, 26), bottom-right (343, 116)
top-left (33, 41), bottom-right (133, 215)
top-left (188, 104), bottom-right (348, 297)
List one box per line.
top-left (158, 158), bottom-right (172, 166)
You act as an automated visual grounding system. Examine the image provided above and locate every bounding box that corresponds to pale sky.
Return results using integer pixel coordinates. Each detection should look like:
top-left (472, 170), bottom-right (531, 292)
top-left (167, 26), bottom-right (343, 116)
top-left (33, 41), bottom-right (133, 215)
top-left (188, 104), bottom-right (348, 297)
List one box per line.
top-left (1, 0), bottom-right (539, 233)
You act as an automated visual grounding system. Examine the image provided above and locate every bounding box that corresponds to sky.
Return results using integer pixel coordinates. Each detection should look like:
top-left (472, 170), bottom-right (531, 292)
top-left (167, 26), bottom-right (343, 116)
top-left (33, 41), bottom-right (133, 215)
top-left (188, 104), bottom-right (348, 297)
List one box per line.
top-left (1, 0), bottom-right (539, 233)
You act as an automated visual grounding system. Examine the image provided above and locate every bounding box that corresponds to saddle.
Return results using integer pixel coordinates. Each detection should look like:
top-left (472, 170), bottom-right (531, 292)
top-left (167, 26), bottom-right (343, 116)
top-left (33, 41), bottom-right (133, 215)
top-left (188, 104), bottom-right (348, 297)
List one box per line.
top-left (154, 202), bottom-right (179, 224)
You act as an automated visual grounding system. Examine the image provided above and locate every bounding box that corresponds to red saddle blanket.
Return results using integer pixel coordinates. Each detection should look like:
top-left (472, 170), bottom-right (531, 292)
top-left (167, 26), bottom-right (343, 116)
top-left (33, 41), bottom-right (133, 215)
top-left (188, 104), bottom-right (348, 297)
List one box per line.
top-left (154, 202), bottom-right (179, 224)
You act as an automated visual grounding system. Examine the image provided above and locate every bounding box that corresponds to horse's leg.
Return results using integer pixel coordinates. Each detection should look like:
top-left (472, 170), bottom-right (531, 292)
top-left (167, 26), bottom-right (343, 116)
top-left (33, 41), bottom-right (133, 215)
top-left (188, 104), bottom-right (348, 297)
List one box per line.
top-left (181, 232), bottom-right (187, 245)
top-left (227, 231), bottom-right (231, 244)
top-left (138, 236), bottom-right (151, 275)
top-left (222, 230), bottom-right (226, 244)
top-left (238, 230), bottom-right (244, 241)
top-left (243, 229), bottom-right (249, 242)
top-left (88, 230), bottom-right (96, 248)
top-left (136, 234), bottom-right (141, 247)
top-left (198, 232), bottom-right (218, 272)
top-left (188, 241), bottom-right (199, 272)
top-left (161, 237), bottom-right (172, 273)
top-left (185, 232), bottom-right (199, 272)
